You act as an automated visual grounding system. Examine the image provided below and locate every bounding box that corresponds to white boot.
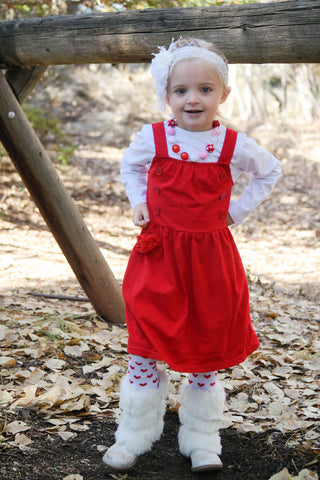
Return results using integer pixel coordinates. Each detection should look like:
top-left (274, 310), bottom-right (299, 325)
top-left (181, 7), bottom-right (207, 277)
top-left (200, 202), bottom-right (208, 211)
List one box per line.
top-left (178, 380), bottom-right (226, 472)
top-left (103, 368), bottom-right (168, 471)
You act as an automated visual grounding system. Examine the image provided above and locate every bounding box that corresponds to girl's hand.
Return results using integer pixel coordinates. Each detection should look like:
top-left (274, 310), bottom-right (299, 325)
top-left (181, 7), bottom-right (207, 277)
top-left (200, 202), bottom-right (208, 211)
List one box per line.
top-left (133, 203), bottom-right (150, 228)
top-left (226, 213), bottom-right (235, 226)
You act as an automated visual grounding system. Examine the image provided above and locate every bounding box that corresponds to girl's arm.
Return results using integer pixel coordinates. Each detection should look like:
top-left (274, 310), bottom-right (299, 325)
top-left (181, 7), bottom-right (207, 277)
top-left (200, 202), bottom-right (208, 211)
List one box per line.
top-left (120, 125), bottom-right (155, 212)
top-left (229, 135), bottom-right (282, 225)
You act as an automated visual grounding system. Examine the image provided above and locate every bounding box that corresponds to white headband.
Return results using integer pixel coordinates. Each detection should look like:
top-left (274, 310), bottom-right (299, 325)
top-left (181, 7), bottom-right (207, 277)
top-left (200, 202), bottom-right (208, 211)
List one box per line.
top-left (150, 40), bottom-right (229, 111)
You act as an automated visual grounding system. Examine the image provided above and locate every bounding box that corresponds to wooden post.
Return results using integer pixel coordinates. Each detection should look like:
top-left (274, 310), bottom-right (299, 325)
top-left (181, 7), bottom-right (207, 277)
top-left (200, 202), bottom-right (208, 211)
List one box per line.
top-left (0, 71), bottom-right (125, 324)
top-left (6, 66), bottom-right (47, 104)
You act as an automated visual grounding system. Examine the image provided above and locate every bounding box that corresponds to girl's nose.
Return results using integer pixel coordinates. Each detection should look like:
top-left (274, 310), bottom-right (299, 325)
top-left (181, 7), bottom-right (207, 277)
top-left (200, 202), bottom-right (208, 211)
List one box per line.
top-left (187, 90), bottom-right (199, 104)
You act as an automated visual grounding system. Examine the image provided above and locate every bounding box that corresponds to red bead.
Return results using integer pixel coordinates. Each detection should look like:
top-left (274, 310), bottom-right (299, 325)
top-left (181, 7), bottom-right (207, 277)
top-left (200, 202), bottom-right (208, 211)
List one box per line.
top-left (172, 144), bottom-right (180, 153)
top-left (180, 152), bottom-right (189, 160)
top-left (212, 120), bottom-right (220, 128)
top-left (168, 118), bottom-right (176, 127)
top-left (206, 144), bottom-right (214, 152)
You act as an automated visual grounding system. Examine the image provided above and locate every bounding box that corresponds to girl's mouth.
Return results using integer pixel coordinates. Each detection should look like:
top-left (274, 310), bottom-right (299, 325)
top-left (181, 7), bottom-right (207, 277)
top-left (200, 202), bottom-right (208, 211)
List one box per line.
top-left (185, 110), bottom-right (203, 115)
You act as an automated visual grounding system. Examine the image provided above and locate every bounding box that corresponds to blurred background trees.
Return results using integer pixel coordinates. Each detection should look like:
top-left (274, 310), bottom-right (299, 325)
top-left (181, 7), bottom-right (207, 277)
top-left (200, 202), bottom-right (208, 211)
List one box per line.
top-left (1, 0), bottom-right (227, 18)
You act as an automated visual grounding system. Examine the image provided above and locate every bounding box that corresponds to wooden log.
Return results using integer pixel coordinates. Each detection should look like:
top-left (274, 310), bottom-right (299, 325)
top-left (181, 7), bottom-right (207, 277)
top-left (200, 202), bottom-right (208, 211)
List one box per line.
top-left (0, 1), bottom-right (320, 67)
top-left (6, 66), bottom-right (47, 104)
top-left (0, 71), bottom-right (125, 324)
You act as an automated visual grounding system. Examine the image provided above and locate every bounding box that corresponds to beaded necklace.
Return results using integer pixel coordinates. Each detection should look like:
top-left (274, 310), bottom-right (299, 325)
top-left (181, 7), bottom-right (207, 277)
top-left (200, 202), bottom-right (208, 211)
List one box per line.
top-left (166, 118), bottom-right (221, 161)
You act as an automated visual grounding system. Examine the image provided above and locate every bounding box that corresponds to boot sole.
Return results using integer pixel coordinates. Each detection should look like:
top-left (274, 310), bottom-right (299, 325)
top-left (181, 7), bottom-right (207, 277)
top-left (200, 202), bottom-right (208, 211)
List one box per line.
top-left (103, 458), bottom-right (137, 472)
top-left (192, 463), bottom-right (223, 472)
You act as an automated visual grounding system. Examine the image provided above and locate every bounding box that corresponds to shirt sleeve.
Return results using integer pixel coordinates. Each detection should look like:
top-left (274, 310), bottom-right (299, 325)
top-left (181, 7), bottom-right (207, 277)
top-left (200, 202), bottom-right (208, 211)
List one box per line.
top-left (229, 133), bottom-right (282, 225)
top-left (120, 124), bottom-right (155, 208)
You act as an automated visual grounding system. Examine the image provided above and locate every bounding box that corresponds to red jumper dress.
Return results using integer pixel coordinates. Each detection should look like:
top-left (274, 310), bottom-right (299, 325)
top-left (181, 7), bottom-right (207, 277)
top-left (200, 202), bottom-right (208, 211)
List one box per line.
top-left (122, 122), bottom-right (260, 373)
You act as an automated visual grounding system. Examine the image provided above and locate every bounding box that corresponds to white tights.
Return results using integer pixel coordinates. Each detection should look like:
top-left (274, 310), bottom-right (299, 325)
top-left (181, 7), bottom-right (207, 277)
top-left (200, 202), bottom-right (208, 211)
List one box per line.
top-left (128, 355), bottom-right (218, 390)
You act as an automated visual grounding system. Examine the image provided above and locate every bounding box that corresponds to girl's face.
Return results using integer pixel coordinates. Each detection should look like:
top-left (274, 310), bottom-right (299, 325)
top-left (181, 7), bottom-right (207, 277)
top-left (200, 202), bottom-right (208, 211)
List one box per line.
top-left (166, 58), bottom-right (230, 132)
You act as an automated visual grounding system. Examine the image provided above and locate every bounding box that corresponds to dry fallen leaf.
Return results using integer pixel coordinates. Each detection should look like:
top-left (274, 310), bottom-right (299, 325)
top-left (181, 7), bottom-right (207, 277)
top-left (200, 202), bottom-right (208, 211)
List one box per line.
top-left (36, 385), bottom-right (62, 406)
top-left (0, 325), bottom-right (7, 340)
top-left (14, 433), bottom-right (33, 447)
top-left (0, 390), bottom-right (13, 405)
top-left (58, 431), bottom-right (77, 441)
top-left (44, 358), bottom-right (66, 370)
top-left (5, 421), bottom-right (31, 435)
top-left (270, 469), bottom-right (320, 480)
top-left (292, 470), bottom-right (319, 480)
top-left (0, 356), bottom-right (17, 367)
top-left (11, 384), bottom-right (37, 407)
top-left (69, 423), bottom-right (89, 432)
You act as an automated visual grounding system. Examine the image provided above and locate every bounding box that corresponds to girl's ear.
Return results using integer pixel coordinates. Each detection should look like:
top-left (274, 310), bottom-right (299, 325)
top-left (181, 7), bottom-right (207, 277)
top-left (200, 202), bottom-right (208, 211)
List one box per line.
top-left (220, 86), bottom-right (231, 105)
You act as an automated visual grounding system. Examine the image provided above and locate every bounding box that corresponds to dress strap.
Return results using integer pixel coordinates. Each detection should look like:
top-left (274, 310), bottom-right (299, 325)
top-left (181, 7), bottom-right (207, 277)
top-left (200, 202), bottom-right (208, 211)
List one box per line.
top-left (218, 128), bottom-right (238, 165)
top-left (152, 122), bottom-right (168, 156)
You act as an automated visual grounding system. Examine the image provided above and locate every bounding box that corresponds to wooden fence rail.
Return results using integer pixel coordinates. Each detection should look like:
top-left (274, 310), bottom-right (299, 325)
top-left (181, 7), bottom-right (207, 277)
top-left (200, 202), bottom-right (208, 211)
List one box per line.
top-left (0, 0), bottom-right (320, 67)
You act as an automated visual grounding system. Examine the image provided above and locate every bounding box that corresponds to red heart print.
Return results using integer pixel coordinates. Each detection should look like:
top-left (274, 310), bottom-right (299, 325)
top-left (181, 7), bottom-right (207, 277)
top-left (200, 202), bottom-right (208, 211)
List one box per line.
top-left (149, 361), bottom-right (156, 365)
top-left (193, 374), bottom-right (198, 377)
top-left (210, 382), bottom-right (216, 387)
top-left (130, 365), bottom-right (135, 369)
top-left (141, 369), bottom-right (148, 373)
top-left (135, 362), bottom-right (142, 366)
top-left (139, 383), bottom-right (147, 387)
top-left (198, 383), bottom-right (205, 388)
top-left (204, 374), bottom-right (211, 379)
top-left (134, 375), bottom-right (141, 379)
top-left (129, 379), bottom-right (133, 384)
top-left (188, 379), bottom-right (193, 384)
top-left (147, 373), bottom-right (153, 378)
top-left (153, 378), bottom-right (158, 383)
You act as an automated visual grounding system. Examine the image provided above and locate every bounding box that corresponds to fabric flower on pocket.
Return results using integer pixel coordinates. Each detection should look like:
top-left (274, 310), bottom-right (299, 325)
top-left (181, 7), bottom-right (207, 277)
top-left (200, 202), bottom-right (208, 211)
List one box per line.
top-left (135, 228), bottom-right (161, 253)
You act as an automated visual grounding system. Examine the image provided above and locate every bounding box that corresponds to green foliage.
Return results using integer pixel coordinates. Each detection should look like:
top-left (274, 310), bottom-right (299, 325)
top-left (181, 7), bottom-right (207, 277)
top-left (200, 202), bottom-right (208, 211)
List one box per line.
top-left (22, 103), bottom-right (76, 165)
top-left (0, 0), bottom-right (57, 19)
top-left (22, 104), bottom-right (62, 138)
top-left (0, 0), bottom-right (251, 19)
top-left (0, 146), bottom-right (7, 157)
top-left (57, 145), bottom-right (77, 166)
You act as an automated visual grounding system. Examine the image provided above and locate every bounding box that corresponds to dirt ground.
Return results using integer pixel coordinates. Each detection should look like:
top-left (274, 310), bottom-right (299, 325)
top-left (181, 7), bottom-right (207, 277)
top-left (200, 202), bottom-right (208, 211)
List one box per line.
top-left (1, 65), bottom-right (320, 480)
top-left (0, 410), bottom-right (318, 480)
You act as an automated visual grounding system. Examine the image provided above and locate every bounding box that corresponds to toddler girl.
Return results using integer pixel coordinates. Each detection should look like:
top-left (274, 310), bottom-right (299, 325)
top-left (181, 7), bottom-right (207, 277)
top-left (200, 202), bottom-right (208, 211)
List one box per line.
top-left (103, 38), bottom-right (282, 473)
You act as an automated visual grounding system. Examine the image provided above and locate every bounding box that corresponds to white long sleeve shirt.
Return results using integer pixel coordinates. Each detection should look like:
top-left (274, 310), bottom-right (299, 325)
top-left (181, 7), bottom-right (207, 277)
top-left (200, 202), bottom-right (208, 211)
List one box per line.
top-left (121, 122), bottom-right (282, 225)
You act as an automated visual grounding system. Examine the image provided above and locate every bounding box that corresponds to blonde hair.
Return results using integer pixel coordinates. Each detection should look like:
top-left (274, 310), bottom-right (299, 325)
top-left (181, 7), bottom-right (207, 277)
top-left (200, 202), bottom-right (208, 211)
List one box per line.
top-left (169, 38), bottom-right (229, 91)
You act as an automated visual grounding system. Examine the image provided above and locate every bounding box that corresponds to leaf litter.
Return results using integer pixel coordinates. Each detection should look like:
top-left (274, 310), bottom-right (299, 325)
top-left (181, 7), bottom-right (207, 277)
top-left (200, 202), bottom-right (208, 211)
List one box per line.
top-left (0, 64), bottom-right (319, 479)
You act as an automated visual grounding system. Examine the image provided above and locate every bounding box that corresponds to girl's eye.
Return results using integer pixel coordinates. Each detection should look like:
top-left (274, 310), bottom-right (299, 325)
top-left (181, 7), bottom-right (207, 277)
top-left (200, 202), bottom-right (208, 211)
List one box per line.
top-left (201, 86), bottom-right (211, 93)
top-left (175, 88), bottom-right (186, 95)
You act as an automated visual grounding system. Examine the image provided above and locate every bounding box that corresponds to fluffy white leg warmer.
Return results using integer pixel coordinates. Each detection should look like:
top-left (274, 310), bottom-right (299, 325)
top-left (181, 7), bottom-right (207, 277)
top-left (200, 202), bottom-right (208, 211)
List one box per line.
top-left (178, 380), bottom-right (226, 472)
top-left (103, 367), bottom-right (168, 470)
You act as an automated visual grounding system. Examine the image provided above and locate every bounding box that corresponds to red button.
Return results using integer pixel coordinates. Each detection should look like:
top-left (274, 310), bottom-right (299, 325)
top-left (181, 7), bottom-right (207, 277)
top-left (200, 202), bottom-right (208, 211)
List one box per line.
top-left (154, 186), bottom-right (160, 194)
top-left (219, 171), bottom-right (227, 181)
top-left (155, 167), bottom-right (162, 176)
top-left (220, 192), bottom-right (227, 200)
top-left (219, 210), bottom-right (226, 220)
top-left (154, 207), bottom-right (160, 215)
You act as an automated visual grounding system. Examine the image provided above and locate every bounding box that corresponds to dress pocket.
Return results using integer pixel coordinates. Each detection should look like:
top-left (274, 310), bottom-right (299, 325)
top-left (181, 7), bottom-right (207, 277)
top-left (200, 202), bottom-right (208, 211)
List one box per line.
top-left (135, 225), bottom-right (161, 253)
